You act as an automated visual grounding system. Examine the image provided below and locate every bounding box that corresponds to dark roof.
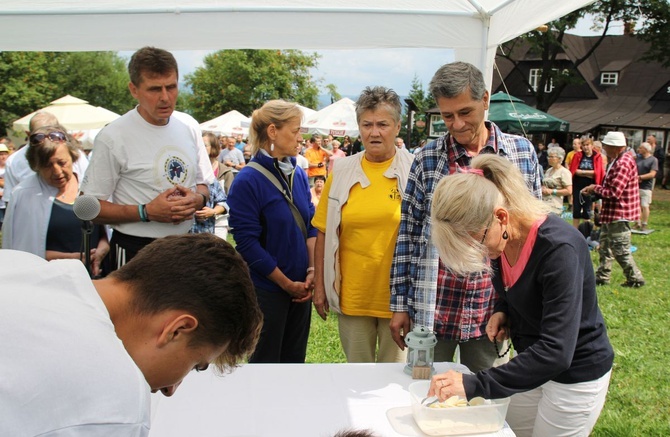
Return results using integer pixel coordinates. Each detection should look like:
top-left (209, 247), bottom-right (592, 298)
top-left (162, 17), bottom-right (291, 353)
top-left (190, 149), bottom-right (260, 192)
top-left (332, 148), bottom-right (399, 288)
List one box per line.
top-left (493, 34), bottom-right (670, 133)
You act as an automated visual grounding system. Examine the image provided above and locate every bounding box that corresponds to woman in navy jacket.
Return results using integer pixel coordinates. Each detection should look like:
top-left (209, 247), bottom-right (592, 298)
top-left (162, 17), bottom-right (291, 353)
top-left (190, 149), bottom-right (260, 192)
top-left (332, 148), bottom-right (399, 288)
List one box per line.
top-left (427, 154), bottom-right (613, 437)
top-left (228, 100), bottom-right (317, 363)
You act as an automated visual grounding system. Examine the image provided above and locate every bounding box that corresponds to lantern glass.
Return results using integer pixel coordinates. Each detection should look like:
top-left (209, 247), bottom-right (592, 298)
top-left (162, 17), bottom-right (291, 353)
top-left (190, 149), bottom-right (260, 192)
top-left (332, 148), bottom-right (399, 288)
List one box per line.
top-left (403, 326), bottom-right (437, 378)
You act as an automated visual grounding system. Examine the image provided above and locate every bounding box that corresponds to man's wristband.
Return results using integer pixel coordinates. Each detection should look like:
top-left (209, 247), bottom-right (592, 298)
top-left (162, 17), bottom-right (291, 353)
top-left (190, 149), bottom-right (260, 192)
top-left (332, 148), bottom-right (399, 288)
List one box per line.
top-left (198, 192), bottom-right (207, 208)
top-left (552, 189), bottom-right (557, 196)
top-left (306, 267), bottom-right (315, 273)
top-left (139, 204), bottom-right (150, 222)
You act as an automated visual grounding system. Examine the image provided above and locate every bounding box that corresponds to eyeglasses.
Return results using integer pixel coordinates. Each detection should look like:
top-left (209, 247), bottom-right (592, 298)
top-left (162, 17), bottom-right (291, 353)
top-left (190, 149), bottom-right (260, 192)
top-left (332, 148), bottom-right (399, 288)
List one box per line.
top-left (479, 215), bottom-right (495, 245)
top-left (29, 131), bottom-right (67, 146)
top-left (479, 226), bottom-right (490, 245)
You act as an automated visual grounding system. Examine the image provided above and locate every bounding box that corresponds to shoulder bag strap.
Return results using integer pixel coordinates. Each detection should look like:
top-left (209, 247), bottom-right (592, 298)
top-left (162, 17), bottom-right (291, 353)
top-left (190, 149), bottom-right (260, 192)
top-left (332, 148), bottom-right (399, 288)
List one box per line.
top-left (247, 161), bottom-right (308, 240)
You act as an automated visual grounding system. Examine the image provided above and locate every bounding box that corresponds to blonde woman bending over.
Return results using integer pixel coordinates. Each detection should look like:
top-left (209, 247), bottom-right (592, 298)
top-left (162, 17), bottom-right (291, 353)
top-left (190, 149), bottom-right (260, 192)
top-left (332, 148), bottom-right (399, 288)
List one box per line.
top-left (426, 154), bottom-right (613, 437)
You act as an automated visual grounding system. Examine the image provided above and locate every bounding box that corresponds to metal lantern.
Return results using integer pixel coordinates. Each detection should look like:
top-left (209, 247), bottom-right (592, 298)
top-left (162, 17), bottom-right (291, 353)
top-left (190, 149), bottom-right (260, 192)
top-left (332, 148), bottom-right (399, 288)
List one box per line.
top-left (403, 325), bottom-right (437, 379)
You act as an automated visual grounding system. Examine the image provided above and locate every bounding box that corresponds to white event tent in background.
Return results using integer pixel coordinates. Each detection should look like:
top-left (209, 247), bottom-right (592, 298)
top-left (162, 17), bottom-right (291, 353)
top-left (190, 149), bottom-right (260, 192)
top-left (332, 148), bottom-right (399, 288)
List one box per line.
top-left (0, 0), bottom-right (597, 94)
top-left (297, 104), bottom-right (317, 121)
top-left (199, 110), bottom-right (250, 137)
top-left (301, 98), bottom-right (359, 138)
top-left (11, 95), bottom-right (120, 146)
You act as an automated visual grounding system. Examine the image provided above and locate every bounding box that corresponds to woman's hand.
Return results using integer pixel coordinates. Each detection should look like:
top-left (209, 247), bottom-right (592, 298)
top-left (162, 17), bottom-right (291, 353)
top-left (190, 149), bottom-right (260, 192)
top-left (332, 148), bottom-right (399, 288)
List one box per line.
top-left (91, 238), bottom-right (111, 277)
top-left (486, 311), bottom-right (509, 342)
top-left (283, 280), bottom-right (313, 303)
top-left (312, 280), bottom-right (329, 321)
top-left (194, 206), bottom-right (216, 222)
top-left (429, 370), bottom-right (465, 400)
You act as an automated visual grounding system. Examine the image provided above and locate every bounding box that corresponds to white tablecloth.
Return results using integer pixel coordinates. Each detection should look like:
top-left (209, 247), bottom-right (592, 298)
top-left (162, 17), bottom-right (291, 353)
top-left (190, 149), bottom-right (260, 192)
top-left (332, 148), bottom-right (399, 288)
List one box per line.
top-left (149, 362), bottom-right (515, 437)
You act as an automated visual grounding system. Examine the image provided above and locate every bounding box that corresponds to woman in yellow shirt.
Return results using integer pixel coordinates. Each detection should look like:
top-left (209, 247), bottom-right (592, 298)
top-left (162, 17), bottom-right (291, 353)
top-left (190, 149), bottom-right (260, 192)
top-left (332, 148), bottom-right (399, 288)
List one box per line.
top-left (312, 86), bottom-right (414, 363)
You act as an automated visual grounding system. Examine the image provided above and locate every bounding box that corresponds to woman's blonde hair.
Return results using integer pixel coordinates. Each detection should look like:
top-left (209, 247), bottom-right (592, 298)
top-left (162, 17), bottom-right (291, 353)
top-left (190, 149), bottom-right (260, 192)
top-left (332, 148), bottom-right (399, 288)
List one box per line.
top-left (249, 100), bottom-right (302, 155)
top-left (430, 154), bottom-right (550, 275)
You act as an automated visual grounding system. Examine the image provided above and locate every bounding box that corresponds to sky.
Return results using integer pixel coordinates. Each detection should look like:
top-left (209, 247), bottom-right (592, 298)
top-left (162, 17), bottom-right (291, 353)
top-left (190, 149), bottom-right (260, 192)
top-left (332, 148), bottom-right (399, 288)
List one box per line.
top-left (123, 16), bottom-right (625, 107)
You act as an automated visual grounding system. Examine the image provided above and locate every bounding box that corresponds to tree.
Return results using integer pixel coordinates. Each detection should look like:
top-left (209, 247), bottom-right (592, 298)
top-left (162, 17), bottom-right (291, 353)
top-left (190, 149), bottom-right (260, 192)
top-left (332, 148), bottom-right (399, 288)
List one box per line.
top-left (325, 83), bottom-right (342, 104)
top-left (0, 52), bottom-right (58, 136)
top-left (185, 49), bottom-right (320, 122)
top-left (400, 75), bottom-right (436, 147)
top-left (498, 0), bottom-right (669, 112)
top-left (48, 52), bottom-right (135, 115)
top-left (0, 51), bottom-right (134, 136)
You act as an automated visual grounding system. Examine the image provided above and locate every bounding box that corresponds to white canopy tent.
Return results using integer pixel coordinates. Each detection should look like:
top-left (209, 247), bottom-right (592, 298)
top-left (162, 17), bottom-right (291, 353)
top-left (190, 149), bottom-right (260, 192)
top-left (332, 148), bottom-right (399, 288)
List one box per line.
top-left (302, 98), bottom-right (359, 138)
top-left (200, 110), bottom-right (251, 137)
top-left (0, 0), bottom-right (595, 90)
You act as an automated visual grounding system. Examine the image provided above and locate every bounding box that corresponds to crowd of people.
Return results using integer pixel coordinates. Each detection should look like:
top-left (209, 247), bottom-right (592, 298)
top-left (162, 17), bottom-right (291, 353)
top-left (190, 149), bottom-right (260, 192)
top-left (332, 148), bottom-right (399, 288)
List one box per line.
top-left (1, 45), bottom-right (663, 437)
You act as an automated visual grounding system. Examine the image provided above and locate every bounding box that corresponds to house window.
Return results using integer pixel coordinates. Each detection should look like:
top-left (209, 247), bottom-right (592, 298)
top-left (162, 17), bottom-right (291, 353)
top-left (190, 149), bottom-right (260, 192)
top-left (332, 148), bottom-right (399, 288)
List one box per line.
top-left (529, 68), bottom-right (555, 93)
top-left (601, 72), bottom-right (619, 85)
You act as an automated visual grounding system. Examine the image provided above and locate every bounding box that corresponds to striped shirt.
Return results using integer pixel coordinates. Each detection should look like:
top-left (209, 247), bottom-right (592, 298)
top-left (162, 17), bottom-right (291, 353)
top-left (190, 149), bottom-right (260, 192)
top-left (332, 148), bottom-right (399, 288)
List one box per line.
top-left (390, 121), bottom-right (541, 341)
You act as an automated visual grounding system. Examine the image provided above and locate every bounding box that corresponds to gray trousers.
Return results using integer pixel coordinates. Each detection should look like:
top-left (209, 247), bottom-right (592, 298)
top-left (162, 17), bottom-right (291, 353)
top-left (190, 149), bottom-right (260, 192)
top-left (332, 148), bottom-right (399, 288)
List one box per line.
top-left (596, 221), bottom-right (644, 283)
top-left (434, 336), bottom-right (509, 373)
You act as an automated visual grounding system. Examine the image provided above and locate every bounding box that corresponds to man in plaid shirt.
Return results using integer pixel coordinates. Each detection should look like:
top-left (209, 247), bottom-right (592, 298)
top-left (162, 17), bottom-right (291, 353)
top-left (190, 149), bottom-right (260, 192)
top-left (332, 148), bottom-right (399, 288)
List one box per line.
top-left (389, 62), bottom-right (541, 372)
top-left (582, 131), bottom-right (645, 287)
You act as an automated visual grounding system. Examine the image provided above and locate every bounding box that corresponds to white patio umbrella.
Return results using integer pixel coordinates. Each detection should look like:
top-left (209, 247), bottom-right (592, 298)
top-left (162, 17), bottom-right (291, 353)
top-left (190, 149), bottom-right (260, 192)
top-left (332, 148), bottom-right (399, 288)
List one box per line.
top-left (12, 94), bottom-right (120, 135)
top-left (200, 110), bottom-right (250, 137)
top-left (301, 98), bottom-right (359, 138)
top-left (9, 95), bottom-right (121, 148)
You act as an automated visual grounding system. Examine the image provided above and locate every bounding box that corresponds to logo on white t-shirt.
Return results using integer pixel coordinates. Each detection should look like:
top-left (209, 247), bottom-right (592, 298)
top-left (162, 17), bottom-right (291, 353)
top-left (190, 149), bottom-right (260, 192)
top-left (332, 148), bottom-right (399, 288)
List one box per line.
top-left (164, 156), bottom-right (189, 186)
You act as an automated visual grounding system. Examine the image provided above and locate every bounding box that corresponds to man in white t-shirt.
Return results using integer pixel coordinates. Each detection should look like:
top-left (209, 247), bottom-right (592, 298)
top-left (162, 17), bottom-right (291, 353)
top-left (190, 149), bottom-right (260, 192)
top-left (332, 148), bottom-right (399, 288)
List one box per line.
top-left (0, 233), bottom-right (262, 437)
top-left (81, 47), bottom-right (214, 269)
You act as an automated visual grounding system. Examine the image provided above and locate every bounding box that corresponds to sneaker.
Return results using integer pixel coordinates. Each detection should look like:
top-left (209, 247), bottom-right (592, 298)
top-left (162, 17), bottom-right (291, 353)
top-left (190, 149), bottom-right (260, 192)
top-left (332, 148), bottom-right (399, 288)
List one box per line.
top-left (621, 280), bottom-right (645, 288)
top-left (596, 279), bottom-right (609, 286)
top-left (641, 224), bottom-right (648, 231)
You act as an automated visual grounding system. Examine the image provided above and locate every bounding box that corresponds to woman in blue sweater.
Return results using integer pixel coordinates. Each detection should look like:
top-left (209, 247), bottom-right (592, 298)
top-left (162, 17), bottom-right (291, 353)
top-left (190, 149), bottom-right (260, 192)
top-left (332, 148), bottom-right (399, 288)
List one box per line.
top-left (228, 100), bottom-right (317, 363)
top-left (427, 154), bottom-right (613, 437)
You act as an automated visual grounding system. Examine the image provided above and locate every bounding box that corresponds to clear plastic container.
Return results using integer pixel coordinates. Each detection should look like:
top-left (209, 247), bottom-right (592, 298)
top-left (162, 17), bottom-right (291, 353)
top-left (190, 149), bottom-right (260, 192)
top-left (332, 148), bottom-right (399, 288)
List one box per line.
top-left (409, 381), bottom-right (510, 436)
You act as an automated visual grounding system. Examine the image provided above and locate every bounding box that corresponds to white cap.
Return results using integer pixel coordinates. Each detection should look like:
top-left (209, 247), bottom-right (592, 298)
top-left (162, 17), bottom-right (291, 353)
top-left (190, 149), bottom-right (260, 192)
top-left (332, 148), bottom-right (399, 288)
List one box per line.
top-left (601, 132), bottom-right (626, 147)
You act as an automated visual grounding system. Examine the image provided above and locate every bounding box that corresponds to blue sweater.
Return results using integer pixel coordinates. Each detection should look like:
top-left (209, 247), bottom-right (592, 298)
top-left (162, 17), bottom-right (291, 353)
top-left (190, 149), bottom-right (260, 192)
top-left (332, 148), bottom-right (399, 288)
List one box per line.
top-left (464, 214), bottom-right (614, 399)
top-left (228, 152), bottom-right (316, 292)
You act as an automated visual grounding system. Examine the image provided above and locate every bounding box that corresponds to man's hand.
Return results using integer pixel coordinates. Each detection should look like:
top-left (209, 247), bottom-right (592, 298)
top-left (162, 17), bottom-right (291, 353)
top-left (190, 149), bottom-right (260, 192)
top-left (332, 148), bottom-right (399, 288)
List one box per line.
top-left (390, 312), bottom-right (411, 350)
top-left (581, 184), bottom-right (596, 195)
top-left (145, 186), bottom-right (201, 224)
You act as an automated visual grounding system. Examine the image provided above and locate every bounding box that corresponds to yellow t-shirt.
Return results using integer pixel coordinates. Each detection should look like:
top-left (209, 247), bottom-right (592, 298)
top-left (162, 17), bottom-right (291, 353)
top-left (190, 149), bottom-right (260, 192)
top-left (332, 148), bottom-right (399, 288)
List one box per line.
top-left (312, 156), bottom-right (401, 317)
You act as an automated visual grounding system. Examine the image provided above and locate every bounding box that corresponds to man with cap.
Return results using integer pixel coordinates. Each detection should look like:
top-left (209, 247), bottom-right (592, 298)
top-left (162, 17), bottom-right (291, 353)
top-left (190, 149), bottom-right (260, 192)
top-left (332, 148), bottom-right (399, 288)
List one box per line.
top-left (582, 132), bottom-right (645, 288)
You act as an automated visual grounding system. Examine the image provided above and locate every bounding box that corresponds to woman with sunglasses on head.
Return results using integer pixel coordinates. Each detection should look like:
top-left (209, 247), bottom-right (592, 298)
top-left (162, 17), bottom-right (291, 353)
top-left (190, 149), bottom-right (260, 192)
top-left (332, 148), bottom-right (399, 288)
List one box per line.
top-left (426, 154), bottom-right (613, 437)
top-left (2, 127), bottom-right (109, 276)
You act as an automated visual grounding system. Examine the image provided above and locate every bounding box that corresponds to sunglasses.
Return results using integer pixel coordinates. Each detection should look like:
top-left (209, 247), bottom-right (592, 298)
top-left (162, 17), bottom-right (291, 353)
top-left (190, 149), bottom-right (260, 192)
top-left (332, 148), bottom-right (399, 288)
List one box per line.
top-left (29, 131), bottom-right (67, 146)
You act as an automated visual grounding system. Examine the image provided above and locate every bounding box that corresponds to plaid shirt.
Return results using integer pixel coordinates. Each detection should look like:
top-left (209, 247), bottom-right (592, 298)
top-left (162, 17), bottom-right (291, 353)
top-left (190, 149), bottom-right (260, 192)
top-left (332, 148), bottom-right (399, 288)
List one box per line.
top-left (390, 121), bottom-right (541, 341)
top-left (594, 151), bottom-right (640, 223)
top-left (190, 180), bottom-right (228, 234)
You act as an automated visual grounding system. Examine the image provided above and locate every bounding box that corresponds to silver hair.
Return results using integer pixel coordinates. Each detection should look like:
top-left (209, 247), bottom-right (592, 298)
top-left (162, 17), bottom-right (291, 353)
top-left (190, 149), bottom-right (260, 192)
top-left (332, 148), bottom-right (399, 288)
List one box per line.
top-left (547, 147), bottom-right (565, 160)
top-left (429, 62), bottom-right (487, 101)
top-left (639, 142), bottom-right (652, 153)
top-left (355, 86), bottom-right (402, 124)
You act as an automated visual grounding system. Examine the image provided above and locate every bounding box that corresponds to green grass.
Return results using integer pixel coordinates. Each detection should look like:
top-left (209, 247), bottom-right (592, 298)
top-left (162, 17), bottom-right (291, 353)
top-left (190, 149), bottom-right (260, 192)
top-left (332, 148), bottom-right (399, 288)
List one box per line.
top-left (305, 196), bottom-right (670, 435)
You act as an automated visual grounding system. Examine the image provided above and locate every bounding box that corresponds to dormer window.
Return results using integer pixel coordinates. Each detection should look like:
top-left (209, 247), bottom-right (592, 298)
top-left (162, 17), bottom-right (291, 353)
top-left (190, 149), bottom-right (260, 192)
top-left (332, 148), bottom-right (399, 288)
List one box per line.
top-left (601, 72), bottom-right (619, 85)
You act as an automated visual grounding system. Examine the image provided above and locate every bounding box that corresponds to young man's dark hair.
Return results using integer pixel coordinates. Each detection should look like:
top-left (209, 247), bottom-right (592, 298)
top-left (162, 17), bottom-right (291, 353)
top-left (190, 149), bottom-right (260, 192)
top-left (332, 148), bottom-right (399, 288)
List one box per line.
top-left (110, 233), bottom-right (262, 370)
